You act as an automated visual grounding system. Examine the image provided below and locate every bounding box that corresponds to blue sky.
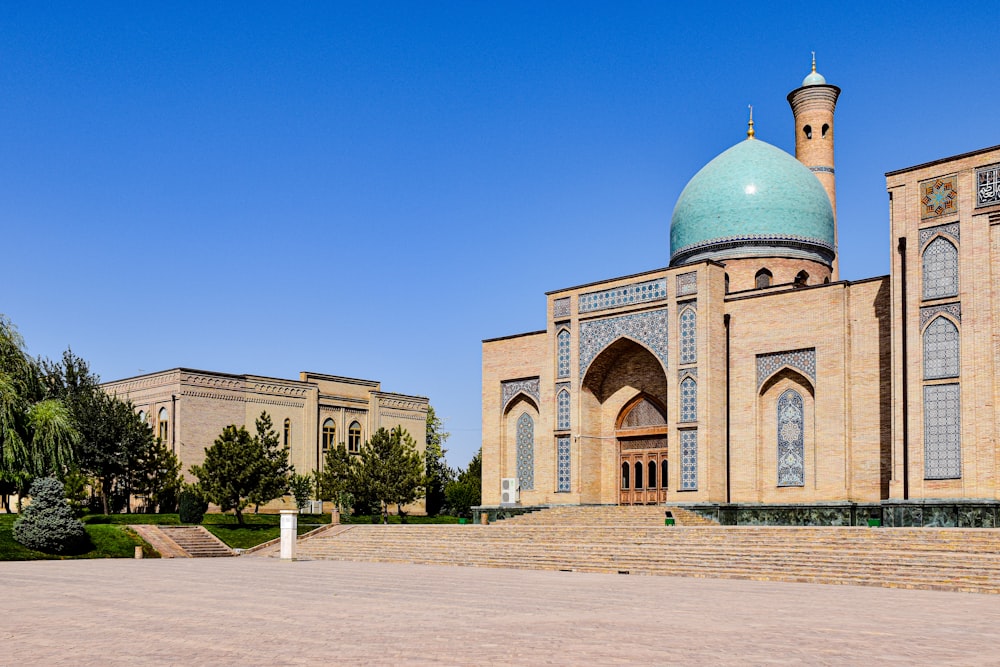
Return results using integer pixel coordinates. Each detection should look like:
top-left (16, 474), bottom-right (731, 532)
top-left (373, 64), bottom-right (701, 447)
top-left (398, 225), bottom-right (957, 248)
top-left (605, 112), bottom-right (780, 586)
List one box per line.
top-left (3, 2), bottom-right (998, 468)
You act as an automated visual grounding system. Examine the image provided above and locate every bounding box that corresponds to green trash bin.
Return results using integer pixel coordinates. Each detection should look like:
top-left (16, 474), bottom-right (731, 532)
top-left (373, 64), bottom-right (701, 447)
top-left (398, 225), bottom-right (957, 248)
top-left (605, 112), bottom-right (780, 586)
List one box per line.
top-left (459, 518), bottom-right (467, 525)
top-left (867, 518), bottom-right (881, 527)
top-left (664, 511), bottom-right (675, 526)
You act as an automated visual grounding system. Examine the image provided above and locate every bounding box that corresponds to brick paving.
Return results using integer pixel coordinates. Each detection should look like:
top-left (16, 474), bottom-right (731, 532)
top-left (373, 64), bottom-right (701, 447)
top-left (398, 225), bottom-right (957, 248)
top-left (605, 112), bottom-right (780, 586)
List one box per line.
top-left (2, 557), bottom-right (999, 666)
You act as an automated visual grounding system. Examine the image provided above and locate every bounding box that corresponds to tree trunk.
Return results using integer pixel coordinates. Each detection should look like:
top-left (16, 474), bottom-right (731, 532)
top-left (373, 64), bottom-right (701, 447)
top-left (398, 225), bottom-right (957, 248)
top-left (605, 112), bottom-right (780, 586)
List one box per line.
top-left (235, 506), bottom-right (244, 525)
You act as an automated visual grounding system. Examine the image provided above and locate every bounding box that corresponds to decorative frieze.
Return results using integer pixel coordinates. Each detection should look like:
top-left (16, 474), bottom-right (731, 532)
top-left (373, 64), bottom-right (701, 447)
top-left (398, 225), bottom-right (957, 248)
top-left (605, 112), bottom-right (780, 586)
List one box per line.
top-left (579, 309), bottom-right (668, 378)
top-left (920, 302), bottom-right (961, 328)
top-left (977, 164), bottom-right (1000, 208)
top-left (502, 377), bottom-right (540, 411)
top-left (918, 222), bottom-right (959, 248)
top-left (920, 175), bottom-right (958, 219)
top-left (578, 278), bottom-right (667, 313)
top-left (756, 348), bottom-right (816, 389)
top-left (675, 272), bottom-right (698, 296)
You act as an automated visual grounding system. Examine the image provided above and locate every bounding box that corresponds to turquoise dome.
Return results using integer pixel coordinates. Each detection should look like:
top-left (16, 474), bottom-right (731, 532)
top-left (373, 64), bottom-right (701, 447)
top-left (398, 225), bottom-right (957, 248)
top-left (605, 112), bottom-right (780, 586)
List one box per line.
top-left (669, 138), bottom-right (835, 266)
top-left (802, 70), bottom-right (826, 86)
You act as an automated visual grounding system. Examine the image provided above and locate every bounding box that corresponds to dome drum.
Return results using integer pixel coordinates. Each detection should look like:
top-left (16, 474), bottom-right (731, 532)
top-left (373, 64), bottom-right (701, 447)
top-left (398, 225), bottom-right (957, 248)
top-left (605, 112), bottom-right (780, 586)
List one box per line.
top-left (671, 234), bottom-right (835, 266)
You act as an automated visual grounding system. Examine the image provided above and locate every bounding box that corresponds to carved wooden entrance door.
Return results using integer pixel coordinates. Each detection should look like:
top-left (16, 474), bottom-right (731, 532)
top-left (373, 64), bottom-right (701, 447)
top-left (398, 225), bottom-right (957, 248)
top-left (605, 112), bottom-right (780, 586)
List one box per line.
top-left (617, 396), bottom-right (669, 505)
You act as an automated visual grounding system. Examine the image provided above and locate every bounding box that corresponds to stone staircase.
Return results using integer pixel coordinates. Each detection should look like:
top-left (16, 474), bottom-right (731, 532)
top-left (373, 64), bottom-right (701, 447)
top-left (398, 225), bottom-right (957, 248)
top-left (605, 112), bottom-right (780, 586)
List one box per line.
top-left (499, 505), bottom-right (717, 527)
top-left (291, 522), bottom-right (1000, 594)
top-left (131, 525), bottom-right (234, 558)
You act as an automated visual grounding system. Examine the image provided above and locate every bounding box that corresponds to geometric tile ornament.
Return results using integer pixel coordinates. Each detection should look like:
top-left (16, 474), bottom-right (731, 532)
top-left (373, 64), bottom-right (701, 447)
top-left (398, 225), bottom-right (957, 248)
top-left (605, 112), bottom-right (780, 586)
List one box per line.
top-left (556, 385), bottom-right (571, 430)
top-left (920, 175), bottom-right (958, 219)
top-left (557, 435), bottom-right (571, 492)
top-left (776, 389), bottom-right (805, 487)
top-left (516, 412), bottom-right (535, 490)
top-left (678, 367), bottom-right (698, 381)
top-left (924, 383), bottom-right (961, 480)
top-left (579, 308), bottom-right (669, 379)
top-left (918, 222), bottom-right (959, 249)
top-left (557, 328), bottom-right (571, 379)
top-left (977, 164), bottom-right (1000, 208)
top-left (680, 377), bottom-right (697, 423)
top-left (679, 307), bottom-right (697, 365)
top-left (502, 377), bottom-right (540, 412)
top-left (680, 429), bottom-right (698, 490)
top-left (676, 271), bottom-right (698, 296)
top-left (553, 297), bottom-right (571, 319)
top-left (578, 278), bottom-right (667, 314)
top-left (922, 236), bottom-right (959, 300)
top-left (756, 348), bottom-right (816, 390)
top-left (923, 316), bottom-right (960, 380)
top-left (919, 302), bottom-right (961, 328)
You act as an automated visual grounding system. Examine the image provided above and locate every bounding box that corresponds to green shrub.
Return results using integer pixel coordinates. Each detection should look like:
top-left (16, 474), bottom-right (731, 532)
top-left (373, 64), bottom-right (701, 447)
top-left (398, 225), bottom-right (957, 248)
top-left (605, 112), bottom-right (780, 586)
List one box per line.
top-left (178, 488), bottom-right (208, 524)
top-left (13, 477), bottom-right (88, 554)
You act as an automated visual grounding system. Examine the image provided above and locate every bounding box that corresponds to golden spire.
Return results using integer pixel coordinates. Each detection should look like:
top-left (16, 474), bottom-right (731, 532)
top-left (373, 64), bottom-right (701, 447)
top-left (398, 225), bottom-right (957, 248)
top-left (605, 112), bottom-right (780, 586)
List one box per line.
top-left (811, 51), bottom-right (816, 72)
top-left (747, 104), bottom-right (755, 139)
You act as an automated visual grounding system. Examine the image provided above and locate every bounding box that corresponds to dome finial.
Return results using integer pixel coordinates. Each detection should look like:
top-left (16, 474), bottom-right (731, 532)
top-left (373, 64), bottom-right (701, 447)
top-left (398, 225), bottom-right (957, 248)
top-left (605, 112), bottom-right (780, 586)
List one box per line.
top-left (747, 104), bottom-right (755, 139)
top-left (811, 51), bottom-right (816, 73)
top-left (802, 52), bottom-right (826, 86)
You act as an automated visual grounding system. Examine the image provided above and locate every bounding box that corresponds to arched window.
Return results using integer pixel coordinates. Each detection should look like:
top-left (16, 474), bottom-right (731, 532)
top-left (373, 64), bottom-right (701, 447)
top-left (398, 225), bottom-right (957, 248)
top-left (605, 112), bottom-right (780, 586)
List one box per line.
top-left (680, 377), bottom-right (697, 422)
top-left (283, 418), bottom-right (291, 447)
top-left (679, 308), bottom-right (697, 364)
top-left (516, 413), bottom-right (534, 490)
top-left (634, 461), bottom-right (643, 489)
top-left (647, 460), bottom-right (657, 489)
top-left (821, 123), bottom-right (829, 138)
top-left (557, 329), bottom-right (571, 378)
top-left (556, 389), bottom-right (570, 430)
top-left (803, 124), bottom-right (812, 140)
top-left (724, 273), bottom-right (730, 294)
top-left (922, 237), bottom-right (958, 300)
top-left (322, 419), bottom-right (336, 454)
top-left (158, 408), bottom-right (168, 442)
top-left (776, 389), bottom-right (805, 487)
top-left (794, 270), bottom-right (809, 286)
top-left (923, 317), bottom-right (960, 380)
top-left (755, 268), bottom-right (772, 289)
top-left (621, 462), bottom-right (630, 489)
top-left (556, 435), bottom-right (571, 492)
top-left (348, 421), bottom-right (362, 454)
top-left (661, 460), bottom-right (668, 489)
top-left (137, 410), bottom-right (145, 424)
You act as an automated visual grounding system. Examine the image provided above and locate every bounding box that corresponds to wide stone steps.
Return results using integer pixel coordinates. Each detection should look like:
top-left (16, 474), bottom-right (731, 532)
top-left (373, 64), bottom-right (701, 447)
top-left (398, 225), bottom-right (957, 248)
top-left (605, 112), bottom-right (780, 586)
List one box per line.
top-left (156, 526), bottom-right (234, 557)
top-left (293, 524), bottom-right (1000, 593)
top-left (501, 505), bottom-right (670, 526)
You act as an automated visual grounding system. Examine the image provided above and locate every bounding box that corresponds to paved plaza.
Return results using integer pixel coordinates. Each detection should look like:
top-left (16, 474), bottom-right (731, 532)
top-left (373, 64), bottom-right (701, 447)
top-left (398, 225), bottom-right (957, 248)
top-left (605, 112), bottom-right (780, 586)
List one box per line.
top-left (2, 557), bottom-right (999, 665)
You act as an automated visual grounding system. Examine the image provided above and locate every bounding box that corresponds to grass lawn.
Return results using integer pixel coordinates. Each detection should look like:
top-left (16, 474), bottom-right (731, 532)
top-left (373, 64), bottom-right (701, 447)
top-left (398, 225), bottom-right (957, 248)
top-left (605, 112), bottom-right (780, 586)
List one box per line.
top-left (0, 514), bottom-right (157, 560)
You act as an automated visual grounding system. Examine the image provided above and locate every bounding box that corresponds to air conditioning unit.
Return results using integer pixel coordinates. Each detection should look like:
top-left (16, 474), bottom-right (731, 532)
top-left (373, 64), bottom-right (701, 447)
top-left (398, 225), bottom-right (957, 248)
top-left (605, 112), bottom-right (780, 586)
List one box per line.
top-left (500, 477), bottom-right (519, 505)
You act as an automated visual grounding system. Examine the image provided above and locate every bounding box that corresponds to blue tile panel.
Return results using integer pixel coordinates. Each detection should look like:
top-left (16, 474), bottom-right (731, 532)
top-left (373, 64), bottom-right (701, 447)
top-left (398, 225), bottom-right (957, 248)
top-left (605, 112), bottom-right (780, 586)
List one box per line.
top-left (680, 377), bottom-right (697, 423)
top-left (776, 389), bottom-right (805, 487)
top-left (977, 164), bottom-right (1000, 207)
top-left (557, 329), bottom-right (571, 379)
top-left (579, 308), bottom-right (668, 379)
top-left (923, 317), bottom-right (960, 380)
top-left (501, 377), bottom-right (540, 412)
top-left (556, 386), bottom-right (571, 430)
top-left (676, 271), bottom-right (698, 296)
top-left (553, 297), bottom-right (571, 318)
top-left (557, 436), bottom-right (571, 492)
top-left (516, 412), bottom-right (535, 490)
top-left (679, 307), bottom-right (697, 365)
top-left (680, 430), bottom-right (698, 490)
top-left (924, 384), bottom-right (961, 480)
top-left (578, 278), bottom-right (667, 313)
top-left (922, 236), bottom-right (959, 300)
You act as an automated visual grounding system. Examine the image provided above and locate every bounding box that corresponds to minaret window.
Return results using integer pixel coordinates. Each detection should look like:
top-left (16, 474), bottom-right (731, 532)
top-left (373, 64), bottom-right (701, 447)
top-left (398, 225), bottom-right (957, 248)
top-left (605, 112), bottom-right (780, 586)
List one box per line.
top-left (795, 270), bottom-right (809, 286)
top-left (755, 269), bottom-right (773, 289)
top-left (822, 123), bottom-right (829, 138)
top-left (803, 124), bottom-right (812, 140)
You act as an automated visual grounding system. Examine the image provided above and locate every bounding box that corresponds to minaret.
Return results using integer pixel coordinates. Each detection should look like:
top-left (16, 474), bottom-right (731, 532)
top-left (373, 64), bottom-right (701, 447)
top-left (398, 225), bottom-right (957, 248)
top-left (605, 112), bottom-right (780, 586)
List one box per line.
top-left (787, 54), bottom-right (841, 279)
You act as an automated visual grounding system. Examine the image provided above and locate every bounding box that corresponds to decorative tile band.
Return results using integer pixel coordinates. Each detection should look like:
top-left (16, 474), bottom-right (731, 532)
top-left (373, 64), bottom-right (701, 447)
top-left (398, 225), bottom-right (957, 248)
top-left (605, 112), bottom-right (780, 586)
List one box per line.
top-left (977, 164), bottom-right (1000, 208)
top-left (578, 278), bottom-right (667, 313)
top-left (920, 175), bottom-right (958, 219)
top-left (756, 348), bottom-right (816, 389)
top-left (579, 309), bottom-right (668, 379)
top-left (919, 222), bottom-right (960, 248)
top-left (920, 302), bottom-right (961, 328)
top-left (676, 271), bottom-right (697, 296)
top-left (501, 377), bottom-right (540, 411)
top-left (553, 297), bottom-right (571, 319)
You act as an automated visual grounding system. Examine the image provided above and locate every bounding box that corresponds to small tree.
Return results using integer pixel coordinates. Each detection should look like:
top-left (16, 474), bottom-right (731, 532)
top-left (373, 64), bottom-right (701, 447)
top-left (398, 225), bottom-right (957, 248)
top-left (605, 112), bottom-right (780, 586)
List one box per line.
top-left (189, 425), bottom-right (264, 525)
top-left (445, 448), bottom-right (482, 518)
top-left (178, 486), bottom-right (208, 524)
top-left (314, 443), bottom-right (353, 512)
top-left (13, 476), bottom-right (87, 554)
top-left (424, 406), bottom-right (453, 516)
top-left (352, 427), bottom-right (425, 524)
top-left (131, 438), bottom-right (183, 513)
top-left (288, 473), bottom-right (313, 512)
top-left (247, 412), bottom-right (291, 513)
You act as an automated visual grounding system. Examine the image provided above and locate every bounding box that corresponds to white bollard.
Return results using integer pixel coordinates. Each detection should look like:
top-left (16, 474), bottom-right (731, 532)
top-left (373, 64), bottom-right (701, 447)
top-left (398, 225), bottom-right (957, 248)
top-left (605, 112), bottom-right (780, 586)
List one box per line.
top-left (279, 509), bottom-right (298, 561)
